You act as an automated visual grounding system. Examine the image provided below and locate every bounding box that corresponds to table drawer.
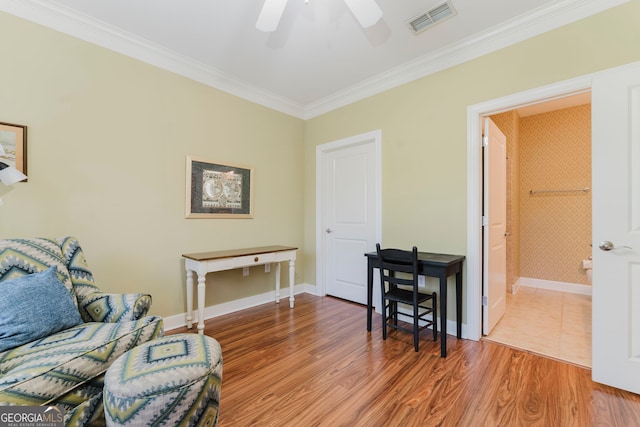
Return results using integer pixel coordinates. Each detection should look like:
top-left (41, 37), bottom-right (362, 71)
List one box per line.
top-left (232, 252), bottom-right (276, 267)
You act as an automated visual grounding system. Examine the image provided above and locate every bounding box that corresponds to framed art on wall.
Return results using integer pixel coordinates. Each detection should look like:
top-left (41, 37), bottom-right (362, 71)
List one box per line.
top-left (0, 122), bottom-right (27, 178)
top-left (186, 156), bottom-right (254, 218)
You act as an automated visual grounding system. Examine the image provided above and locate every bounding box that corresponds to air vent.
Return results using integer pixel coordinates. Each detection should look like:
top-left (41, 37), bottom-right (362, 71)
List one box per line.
top-left (407, 0), bottom-right (456, 34)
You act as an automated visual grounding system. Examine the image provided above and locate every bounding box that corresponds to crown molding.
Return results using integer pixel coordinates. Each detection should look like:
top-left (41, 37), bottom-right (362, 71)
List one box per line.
top-left (0, 0), bottom-right (307, 118)
top-left (0, 0), bottom-right (629, 120)
top-left (302, 0), bottom-right (629, 119)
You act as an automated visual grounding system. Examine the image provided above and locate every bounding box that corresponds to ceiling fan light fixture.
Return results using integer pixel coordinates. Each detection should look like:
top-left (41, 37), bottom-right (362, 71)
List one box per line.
top-left (343, 0), bottom-right (383, 28)
top-left (257, 0), bottom-right (383, 32)
top-left (257, 0), bottom-right (289, 32)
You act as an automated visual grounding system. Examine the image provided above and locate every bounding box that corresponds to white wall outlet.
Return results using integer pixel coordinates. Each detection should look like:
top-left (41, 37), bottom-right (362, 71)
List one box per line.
top-left (243, 267), bottom-right (249, 276)
top-left (418, 275), bottom-right (426, 288)
top-left (265, 263), bottom-right (271, 273)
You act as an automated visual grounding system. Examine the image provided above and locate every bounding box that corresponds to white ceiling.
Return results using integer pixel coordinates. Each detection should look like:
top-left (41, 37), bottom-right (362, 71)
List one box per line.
top-left (0, 0), bottom-right (627, 118)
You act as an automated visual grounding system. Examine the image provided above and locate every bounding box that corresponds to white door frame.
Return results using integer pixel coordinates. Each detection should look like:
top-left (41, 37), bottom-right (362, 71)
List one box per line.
top-left (466, 75), bottom-right (592, 341)
top-left (316, 129), bottom-right (383, 298)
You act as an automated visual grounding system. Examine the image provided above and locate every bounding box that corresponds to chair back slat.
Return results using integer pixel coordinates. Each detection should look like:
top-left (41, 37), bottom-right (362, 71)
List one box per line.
top-left (376, 244), bottom-right (419, 291)
top-left (375, 243), bottom-right (437, 352)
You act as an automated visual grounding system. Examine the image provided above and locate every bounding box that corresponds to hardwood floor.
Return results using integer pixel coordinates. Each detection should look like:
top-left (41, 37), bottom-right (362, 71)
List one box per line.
top-left (168, 294), bottom-right (640, 427)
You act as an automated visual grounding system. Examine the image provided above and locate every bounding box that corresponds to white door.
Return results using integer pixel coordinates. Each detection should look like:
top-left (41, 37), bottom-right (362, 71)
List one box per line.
top-left (322, 136), bottom-right (379, 304)
top-left (592, 61), bottom-right (640, 394)
top-left (483, 117), bottom-right (507, 334)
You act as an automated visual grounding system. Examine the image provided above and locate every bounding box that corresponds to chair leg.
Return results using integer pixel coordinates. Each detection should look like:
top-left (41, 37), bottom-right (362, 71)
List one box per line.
top-left (381, 295), bottom-right (387, 341)
top-left (413, 301), bottom-right (419, 352)
top-left (389, 301), bottom-right (398, 327)
top-left (432, 292), bottom-right (438, 342)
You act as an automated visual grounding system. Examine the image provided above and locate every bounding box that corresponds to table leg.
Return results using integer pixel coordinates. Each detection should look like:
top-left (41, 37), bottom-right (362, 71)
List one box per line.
top-left (440, 275), bottom-right (447, 357)
top-left (289, 258), bottom-right (295, 308)
top-left (197, 273), bottom-right (206, 335)
top-left (186, 269), bottom-right (194, 329)
top-left (367, 261), bottom-right (373, 332)
top-left (275, 262), bottom-right (281, 303)
top-left (456, 270), bottom-right (463, 339)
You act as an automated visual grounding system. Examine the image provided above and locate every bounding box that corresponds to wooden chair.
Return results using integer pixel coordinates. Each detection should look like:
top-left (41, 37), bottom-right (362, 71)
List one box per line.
top-left (376, 243), bottom-right (437, 352)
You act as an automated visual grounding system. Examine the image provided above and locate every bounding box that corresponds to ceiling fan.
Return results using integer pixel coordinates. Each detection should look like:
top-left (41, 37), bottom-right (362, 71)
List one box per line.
top-left (257, 0), bottom-right (383, 32)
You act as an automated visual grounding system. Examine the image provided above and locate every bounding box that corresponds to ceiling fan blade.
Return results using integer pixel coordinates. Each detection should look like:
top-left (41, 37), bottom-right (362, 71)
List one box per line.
top-left (343, 0), bottom-right (383, 28)
top-left (256, 0), bottom-right (289, 32)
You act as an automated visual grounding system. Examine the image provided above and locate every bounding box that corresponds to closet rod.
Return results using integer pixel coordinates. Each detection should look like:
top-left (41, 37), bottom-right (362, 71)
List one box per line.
top-left (529, 187), bottom-right (590, 195)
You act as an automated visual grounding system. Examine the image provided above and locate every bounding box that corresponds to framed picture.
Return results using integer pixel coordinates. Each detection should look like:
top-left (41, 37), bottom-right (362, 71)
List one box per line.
top-left (0, 122), bottom-right (27, 179)
top-left (186, 156), bottom-right (254, 218)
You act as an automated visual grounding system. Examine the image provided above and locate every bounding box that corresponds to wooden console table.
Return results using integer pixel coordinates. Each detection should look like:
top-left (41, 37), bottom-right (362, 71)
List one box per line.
top-left (182, 245), bottom-right (297, 334)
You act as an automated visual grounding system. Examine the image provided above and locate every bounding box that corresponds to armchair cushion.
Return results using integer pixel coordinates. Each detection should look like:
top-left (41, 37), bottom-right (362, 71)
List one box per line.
top-left (78, 291), bottom-right (152, 323)
top-left (0, 237), bottom-right (75, 302)
top-left (0, 317), bottom-right (164, 410)
top-left (0, 267), bottom-right (83, 352)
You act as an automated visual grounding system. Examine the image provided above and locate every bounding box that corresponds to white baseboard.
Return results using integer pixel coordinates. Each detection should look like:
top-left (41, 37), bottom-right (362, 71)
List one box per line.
top-left (164, 283), bottom-right (469, 338)
top-left (163, 283), bottom-right (312, 331)
top-left (517, 277), bottom-right (592, 296)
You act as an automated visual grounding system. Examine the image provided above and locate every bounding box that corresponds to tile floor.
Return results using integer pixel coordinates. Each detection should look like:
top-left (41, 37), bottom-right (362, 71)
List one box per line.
top-left (483, 286), bottom-right (592, 368)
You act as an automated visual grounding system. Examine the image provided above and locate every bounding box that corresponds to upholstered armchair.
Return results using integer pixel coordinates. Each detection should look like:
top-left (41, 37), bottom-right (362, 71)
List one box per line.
top-left (0, 237), bottom-right (164, 426)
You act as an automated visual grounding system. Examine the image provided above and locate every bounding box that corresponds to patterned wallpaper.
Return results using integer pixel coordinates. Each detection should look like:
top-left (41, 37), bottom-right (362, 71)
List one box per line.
top-left (491, 104), bottom-right (591, 287)
top-left (519, 104), bottom-right (592, 285)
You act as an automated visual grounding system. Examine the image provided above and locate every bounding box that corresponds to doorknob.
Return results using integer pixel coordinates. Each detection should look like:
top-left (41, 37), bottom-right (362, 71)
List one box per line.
top-left (598, 241), bottom-right (633, 251)
top-left (326, 228), bottom-right (333, 234)
top-left (599, 241), bottom-right (614, 251)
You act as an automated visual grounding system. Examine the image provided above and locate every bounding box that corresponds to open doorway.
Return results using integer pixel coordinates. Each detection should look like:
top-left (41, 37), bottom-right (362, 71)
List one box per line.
top-left (482, 94), bottom-right (593, 367)
top-left (468, 61), bottom-right (640, 393)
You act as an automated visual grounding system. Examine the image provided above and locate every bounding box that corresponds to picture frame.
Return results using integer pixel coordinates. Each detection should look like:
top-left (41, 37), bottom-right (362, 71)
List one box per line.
top-left (186, 156), bottom-right (254, 219)
top-left (0, 122), bottom-right (27, 179)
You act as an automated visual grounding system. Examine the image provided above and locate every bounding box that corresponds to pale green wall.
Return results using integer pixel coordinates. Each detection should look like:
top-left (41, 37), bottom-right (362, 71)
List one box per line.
top-left (0, 12), bottom-right (305, 318)
top-left (2, 0), bottom-right (640, 321)
top-left (304, 0), bottom-right (640, 299)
